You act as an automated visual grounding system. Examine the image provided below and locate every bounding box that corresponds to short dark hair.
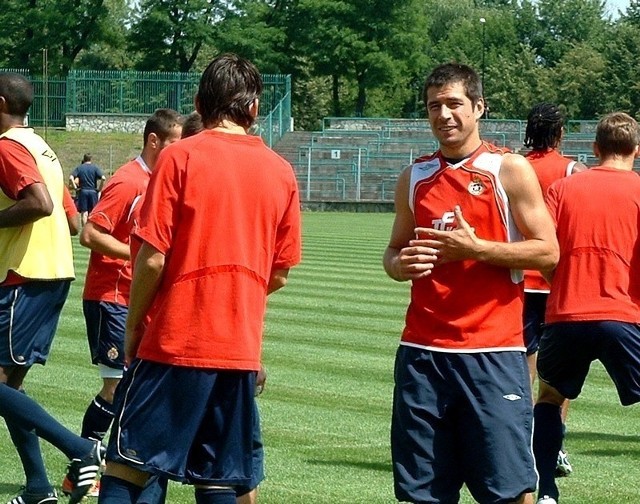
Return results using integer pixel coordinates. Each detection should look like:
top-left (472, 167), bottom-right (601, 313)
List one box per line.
top-left (82, 153), bottom-right (92, 163)
top-left (0, 73), bottom-right (34, 117)
top-left (196, 53), bottom-right (263, 129)
top-left (524, 103), bottom-right (565, 150)
top-left (181, 111), bottom-right (203, 139)
top-left (143, 109), bottom-right (183, 146)
top-left (423, 63), bottom-right (483, 108)
top-left (595, 112), bottom-right (640, 158)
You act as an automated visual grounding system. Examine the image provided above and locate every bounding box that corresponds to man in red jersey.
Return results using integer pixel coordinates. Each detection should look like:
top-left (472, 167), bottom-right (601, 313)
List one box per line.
top-left (63, 109), bottom-right (182, 498)
top-left (98, 54), bottom-right (301, 504)
top-left (384, 62), bottom-right (559, 504)
top-left (522, 102), bottom-right (587, 477)
top-left (533, 112), bottom-right (640, 504)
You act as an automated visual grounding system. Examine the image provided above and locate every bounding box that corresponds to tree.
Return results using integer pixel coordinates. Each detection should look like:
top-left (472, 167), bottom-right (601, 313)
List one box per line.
top-left (288, 0), bottom-right (427, 117)
top-left (75, 0), bottom-right (134, 70)
top-left (0, 0), bottom-right (111, 74)
top-left (533, 0), bottom-right (608, 66)
top-left (127, 0), bottom-right (220, 72)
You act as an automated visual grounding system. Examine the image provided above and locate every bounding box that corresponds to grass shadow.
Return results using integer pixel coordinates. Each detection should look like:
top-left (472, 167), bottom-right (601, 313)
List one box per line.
top-left (306, 458), bottom-right (392, 472)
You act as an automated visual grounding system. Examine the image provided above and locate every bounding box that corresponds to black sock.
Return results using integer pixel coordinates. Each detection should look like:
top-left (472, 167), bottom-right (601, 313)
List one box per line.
top-left (137, 475), bottom-right (168, 504)
top-left (98, 475), bottom-right (143, 503)
top-left (81, 394), bottom-right (115, 441)
top-left (194, 487), bottom-right (236, 504)
top-left (533, 402), bottom-right (563, 500)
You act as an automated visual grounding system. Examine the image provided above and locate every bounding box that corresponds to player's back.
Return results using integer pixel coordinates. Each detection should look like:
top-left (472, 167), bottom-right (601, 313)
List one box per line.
top-left (134, 129), bottom-right (301, 369)
top-left (525, 149), bottom-right (575, 194)
top-left (546, 166), bottom-right (640, 323)
top-left (523, 148), bottom-right (575, 292)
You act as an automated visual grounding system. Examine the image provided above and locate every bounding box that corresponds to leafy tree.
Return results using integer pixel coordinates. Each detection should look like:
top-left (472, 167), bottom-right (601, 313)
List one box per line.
top-left (127, 0), bottom-right (220, 72)
top-left (0, 0), bottom-right (111, 74)
top-left (597, 21), bottom-right (640, 117)
top-left (75, 0), bottom-right (134, 70)
top-left (288, 0), bottom-right (427, 117)
top-left (549, 43), bottom-right (606, 118)
top-left (533, 0), bottom-right (608, 66)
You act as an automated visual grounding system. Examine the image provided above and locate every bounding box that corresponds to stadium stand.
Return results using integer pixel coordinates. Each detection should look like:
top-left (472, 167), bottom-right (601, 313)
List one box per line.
top-left (274, 117), bottom-right (639, 204)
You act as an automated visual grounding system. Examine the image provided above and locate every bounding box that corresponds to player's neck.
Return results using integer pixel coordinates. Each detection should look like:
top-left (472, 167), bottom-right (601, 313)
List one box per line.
top-left (210, 120), bottom-right (247, 135)
top-left (598, 156), bottom-right (635, 171)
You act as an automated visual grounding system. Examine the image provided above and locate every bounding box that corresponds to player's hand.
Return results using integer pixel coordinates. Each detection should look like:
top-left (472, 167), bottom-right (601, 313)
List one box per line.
top-left (256, 364), bottom-right (267, 396)
top-left (391, 244), bottom-right (439, 280)
top-left (124, 323), bottom-right (145, 366)
top-left (413, 206), bottom-right (482, 263)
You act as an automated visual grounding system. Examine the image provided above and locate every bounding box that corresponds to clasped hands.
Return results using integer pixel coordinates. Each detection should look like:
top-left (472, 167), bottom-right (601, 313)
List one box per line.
top-left (397, 205), bottom-right (480, 280)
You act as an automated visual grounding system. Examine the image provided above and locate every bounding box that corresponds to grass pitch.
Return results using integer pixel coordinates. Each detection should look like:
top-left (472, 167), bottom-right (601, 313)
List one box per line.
top-left (0, 212), bottom-right (638, 503)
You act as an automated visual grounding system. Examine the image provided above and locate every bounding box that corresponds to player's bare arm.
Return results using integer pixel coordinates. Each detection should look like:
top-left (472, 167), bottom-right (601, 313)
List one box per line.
top-left (417, 154), bottom-right (558, 271)
top-left (383, 166), bottom-right (438, 282)
top-left (571, 161), bottom-right (588, 174)
top-left (125, 241), bottom-right (165, 363)
top-left (268, 268), bottom-right (290, 294)
top-left (0, 182), bottom-right (53, 228)
top-left (80, 221), bottom-right (131, 260)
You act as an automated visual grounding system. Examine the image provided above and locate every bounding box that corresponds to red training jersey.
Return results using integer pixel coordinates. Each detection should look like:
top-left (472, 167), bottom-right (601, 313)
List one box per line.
top-left (523, 149), bottom-right (575, 293)
top-left (83, 157), bottom-right (150, 305)
top-left (545, 166), bottom-right (640, 323)
top-left (402, 142), bottom-right (525, 352)
top-left (0, 137), bottom-right (44, 199)
top-left (134, 130), bottom-right (302, 370)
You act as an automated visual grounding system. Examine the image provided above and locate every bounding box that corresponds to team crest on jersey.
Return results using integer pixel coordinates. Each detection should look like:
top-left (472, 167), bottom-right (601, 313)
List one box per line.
top-left (107, 347), bottom-right (119, 361)
top-left (468, 176), bottom-right (485, 196)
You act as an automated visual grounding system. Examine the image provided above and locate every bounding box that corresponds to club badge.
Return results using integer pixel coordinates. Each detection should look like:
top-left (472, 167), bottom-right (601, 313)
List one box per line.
top-left (468, 176), bottom-right (485, 196)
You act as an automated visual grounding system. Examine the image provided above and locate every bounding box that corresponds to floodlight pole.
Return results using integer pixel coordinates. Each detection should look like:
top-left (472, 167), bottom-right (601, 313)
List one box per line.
top-left (480, 18), bottom-right (487, 118)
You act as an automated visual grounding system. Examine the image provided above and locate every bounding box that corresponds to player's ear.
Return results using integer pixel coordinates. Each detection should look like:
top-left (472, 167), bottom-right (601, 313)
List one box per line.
top-left (148, 132), bottom-right (159, 150)
top-left (194, 95), bottom-right (201, 115)
top-left (475, 98), bottom-right (485, 120)
top-left (248, 98), bottom-right (259, 119)
top-left (592, 141), bottom-right (600, 158)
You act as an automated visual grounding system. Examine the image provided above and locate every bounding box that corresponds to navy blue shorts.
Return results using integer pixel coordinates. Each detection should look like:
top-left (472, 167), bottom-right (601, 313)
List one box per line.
top-left (538, 321), bottom-right (640, 406)
top-left (391, 345), bottom-right (537, 504)
top-left (77, 189), bottom-right (99, 213)
top-left (523, 292), bottom-right (548, 355)
top-left (0, 280), bottom-right (70, 367)
top-left (107, 360), bottom-right (257, 486)
top-left (83, 300), bottom-right (127, 370)
top-left (235, 400), bottom-right (264, 496)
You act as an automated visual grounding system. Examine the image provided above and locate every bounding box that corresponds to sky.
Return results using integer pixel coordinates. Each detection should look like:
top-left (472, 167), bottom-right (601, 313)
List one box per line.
top-left (606, 0), bottom-right (631, 17)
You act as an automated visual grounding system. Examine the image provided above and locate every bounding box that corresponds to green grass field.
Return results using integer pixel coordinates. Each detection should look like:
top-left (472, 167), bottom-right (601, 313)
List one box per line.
top-left (1, 212), bottom-right (639, 503)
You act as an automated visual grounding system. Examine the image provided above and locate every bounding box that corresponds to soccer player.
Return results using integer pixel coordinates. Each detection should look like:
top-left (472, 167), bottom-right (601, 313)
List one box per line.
top-left (98, 53), bottom-right (302, 504)
top-left (522, 102), bottom-right (586, 477)
top-left (533, 112), bottom-right (640, 504)
top-left (383, 62), bottom-right (559, 504)
top-left (63, 185), bottom-right (81, 236)
top-left (64, 109), bottom-right (183, 497)
top-left (69, 153), bottom-right (106, 226)
top-left (127, 111), bottom-right (267, 504)
top-left (0, 71), bottom-right (102, 504)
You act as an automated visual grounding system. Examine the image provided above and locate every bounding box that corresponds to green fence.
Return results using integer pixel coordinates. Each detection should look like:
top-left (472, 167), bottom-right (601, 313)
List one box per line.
top-left (1, 69), bottom-right (292, 146)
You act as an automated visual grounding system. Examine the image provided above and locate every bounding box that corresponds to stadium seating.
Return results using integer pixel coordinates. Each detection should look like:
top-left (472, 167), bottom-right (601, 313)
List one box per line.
top-left (274, 117), bottom-right (639, 202)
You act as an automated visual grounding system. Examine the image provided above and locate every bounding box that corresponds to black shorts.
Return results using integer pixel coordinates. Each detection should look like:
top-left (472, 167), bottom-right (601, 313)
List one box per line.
top-left (83, 300), bottom-right (127, 370)
top-left (391, 345), bottom-right (537, 504)
top-left (538, 321), bottom-right (640, 406)
top-left (523, 292), bottom-right (548, 355)
top-left (0, 280), bottom-right (70, 367)
top-left (107, 359), bottom-right (257, 486)
top-left (77, 189), bottom-right (99, 213)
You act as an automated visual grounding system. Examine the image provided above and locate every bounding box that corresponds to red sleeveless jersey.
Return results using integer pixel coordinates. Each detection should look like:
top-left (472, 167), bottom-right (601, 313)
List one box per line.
top-left (523, 149), bottom-right (575, 293)
top-left (401, 142), bottom-right (525, 352)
